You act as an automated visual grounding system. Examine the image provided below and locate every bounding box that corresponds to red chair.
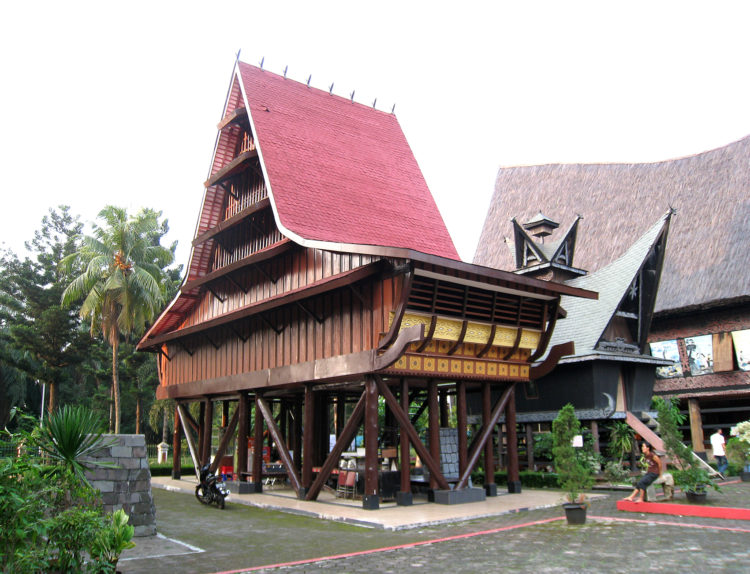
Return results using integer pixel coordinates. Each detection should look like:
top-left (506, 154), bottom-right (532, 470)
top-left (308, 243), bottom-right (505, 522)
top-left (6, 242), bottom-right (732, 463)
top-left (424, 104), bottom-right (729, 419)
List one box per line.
top-left (336, 470), bottom-right (349, 498)
top-left (344, 470), bottom-right (357, 499)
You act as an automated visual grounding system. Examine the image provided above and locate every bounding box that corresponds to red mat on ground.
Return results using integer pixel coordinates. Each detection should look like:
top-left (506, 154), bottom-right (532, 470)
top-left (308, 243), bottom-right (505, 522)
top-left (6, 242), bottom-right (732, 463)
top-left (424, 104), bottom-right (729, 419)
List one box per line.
top-left (617, 500), bottom-right (750, 520)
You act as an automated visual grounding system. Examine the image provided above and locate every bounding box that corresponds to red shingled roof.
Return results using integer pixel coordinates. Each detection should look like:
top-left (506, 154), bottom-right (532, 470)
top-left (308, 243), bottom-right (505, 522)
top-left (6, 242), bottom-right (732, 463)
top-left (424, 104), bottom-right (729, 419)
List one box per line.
top-left (238, 62), bottom-right (459, 260)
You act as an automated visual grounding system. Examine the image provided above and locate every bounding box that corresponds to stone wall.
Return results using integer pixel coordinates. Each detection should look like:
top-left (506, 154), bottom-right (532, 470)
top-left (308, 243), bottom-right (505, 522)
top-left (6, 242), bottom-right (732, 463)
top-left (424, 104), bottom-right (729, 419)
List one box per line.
top-left (84, 434), bottom-right (156, 537)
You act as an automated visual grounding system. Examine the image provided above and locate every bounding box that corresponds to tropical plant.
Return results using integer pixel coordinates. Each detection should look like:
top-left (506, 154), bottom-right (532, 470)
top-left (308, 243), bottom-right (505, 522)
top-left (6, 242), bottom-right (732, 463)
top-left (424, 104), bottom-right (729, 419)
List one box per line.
top-left (653, 397), bottom-right (719, 494)
top-left (88, 509), bottom-right (136, 573)
top-left (552, 404), bottom-right (593, 502)
top-left (61, 206), bottom-right (174, 433)
top-left (607, 421), bottom-right (635, 464)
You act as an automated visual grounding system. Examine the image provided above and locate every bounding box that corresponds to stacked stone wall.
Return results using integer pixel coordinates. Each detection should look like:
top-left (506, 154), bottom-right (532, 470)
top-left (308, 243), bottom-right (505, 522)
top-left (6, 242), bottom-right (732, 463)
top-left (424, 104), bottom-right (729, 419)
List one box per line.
top-left (84, 434), bottom-right (156, 537)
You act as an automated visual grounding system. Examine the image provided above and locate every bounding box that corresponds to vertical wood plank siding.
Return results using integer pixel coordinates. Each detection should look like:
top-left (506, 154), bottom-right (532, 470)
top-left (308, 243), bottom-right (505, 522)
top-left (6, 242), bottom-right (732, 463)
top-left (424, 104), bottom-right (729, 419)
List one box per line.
top-left (161, 255), bottom-right (402, 386)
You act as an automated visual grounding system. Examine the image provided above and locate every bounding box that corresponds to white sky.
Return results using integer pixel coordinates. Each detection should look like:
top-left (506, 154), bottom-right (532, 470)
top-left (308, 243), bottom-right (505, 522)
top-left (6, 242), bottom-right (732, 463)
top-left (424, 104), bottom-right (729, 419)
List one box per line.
top-left (2, 1), bottom-right (750, 265)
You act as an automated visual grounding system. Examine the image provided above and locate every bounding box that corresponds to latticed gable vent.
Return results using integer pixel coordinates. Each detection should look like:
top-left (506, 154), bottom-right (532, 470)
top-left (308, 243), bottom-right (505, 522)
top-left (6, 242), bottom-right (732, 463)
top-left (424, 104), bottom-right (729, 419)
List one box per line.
top-left (407, 274), bottom-right (545, 329)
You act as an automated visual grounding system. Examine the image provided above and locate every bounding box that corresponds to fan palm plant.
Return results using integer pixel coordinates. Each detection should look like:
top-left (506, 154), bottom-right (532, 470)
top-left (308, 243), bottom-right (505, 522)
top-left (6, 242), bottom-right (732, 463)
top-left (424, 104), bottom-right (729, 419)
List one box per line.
top-left (61, 206), bottom-right (173, 433)
top-left (34, 404), bottom-right (115, 485)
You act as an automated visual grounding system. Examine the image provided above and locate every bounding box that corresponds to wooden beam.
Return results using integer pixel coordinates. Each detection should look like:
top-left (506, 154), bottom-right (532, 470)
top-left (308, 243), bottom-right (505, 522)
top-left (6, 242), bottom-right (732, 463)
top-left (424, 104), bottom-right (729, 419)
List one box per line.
top-left (364, 377), bottom-right (380, 506)
top-left (302, 385), bottom-right (315, 489)
top-left (377, 268), bottom-right (413, 350)
top-left (506, 385), bottom-right (519, 486)
top-left (455, 384), bottom-right (514, 489)
top-left (236, 394), bottom-right (248, 479)
top-left (476, 324), bottom-right (497, 358)
top-left (457, 381), bottom-right (468, 477)
top-left (375, 376), bottom-right (449, 490)
top-left (208, 405), bottom-right (240, 474)
top-left (529, 341), bottom-right (574, 380)
top-left (256, 396), bottom-right (302, 495)
top-left (216, 106), bottom-right (247, 130)
top-left (400, 379), bottom-right (411, 496)
top-left (204, 149), bottom-right (258, 188)
top-left (305, 391), bottom-right (366, 501)
top-left (182, 239), bottom-right (291, 292)
top-left (177, 403), bottom-right (200, 479)
top-left (483, 383), bottom-right (495, 485)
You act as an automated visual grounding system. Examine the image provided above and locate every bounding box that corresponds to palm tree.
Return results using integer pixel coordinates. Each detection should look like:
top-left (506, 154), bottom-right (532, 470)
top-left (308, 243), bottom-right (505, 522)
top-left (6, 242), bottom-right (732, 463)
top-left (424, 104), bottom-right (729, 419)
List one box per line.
top-left (61, 206), bottom-right (173, 433)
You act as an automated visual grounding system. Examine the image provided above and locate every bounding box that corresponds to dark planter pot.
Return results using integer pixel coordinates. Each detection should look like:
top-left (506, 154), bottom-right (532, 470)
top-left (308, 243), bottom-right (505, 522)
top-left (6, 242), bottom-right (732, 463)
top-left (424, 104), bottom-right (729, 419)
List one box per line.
top-left (740, 472), bottom-right (750, 482)
top-left (685, 489), bottom-right (708, 503)
top-left (563, 502), bottom-right (587, 525)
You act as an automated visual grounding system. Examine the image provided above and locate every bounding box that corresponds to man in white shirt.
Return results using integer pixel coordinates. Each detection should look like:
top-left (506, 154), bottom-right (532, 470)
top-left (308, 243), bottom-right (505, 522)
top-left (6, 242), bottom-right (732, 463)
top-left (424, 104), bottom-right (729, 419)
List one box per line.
top-left (710, 428), bottom-right (728, 476)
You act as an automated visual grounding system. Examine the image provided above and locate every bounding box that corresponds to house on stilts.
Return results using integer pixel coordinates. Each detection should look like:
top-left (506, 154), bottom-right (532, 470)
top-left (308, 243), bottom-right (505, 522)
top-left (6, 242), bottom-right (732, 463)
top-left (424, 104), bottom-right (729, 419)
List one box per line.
top-left (136, 61), bottom-right (595, 508)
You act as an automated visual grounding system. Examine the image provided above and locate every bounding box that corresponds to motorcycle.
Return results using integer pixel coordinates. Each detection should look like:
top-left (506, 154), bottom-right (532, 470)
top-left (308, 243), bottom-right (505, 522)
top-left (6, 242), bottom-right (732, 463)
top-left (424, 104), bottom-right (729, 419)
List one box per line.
top-left (195, 464), bottom-right (229, 509)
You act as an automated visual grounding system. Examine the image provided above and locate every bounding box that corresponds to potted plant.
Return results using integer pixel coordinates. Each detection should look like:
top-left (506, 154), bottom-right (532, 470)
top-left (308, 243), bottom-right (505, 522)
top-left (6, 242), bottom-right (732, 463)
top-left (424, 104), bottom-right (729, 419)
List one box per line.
top-left (552, 404), bottom-right (594, 524)
top-left (728, 420), bottom-right (750, 481)
top-left (653, 397), bottom-right (719, 502)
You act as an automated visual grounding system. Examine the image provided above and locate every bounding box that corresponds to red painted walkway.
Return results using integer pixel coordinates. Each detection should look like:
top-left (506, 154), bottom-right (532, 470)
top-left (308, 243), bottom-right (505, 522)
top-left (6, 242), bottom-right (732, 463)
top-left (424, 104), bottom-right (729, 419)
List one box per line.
top-left (617, 499), bottom-right (750, 520)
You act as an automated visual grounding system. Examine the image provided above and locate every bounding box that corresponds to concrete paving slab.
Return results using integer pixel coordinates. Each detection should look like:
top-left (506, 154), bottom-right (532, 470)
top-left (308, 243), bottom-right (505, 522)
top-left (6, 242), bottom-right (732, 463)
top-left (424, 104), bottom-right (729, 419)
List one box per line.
top-left (151, 475), bottom-right (597, 530)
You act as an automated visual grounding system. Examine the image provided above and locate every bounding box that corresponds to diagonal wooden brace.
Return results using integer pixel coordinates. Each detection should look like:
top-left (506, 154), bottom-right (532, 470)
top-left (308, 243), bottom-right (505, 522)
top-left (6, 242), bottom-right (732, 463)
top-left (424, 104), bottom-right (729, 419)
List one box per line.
top-left (375, 376), bottom-right (450, 490)
top-left (256, 396), bottom-right (302, 495)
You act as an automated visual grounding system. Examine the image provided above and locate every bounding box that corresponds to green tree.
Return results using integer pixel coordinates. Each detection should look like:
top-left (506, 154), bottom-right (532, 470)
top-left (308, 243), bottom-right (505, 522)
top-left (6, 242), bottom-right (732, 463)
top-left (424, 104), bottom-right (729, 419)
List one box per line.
top-left (0, 207), bottom-right (85, 419)
top-left (552, 403), bottom-right (593, 502)
top-left (61, 206), bottom-right (174, 434)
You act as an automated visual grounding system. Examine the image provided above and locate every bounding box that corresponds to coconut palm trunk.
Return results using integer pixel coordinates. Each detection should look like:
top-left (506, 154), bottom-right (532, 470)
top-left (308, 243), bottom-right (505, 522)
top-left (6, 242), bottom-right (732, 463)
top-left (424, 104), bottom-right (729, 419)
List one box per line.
top-left (112, 332), bottom-right (121, 434)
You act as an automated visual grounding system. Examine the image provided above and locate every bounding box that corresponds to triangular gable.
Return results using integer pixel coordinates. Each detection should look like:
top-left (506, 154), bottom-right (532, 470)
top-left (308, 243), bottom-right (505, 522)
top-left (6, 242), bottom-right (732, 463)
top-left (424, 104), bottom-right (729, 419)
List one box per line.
top-left (547, 210), bottom-right (673, 357)
top-left (550, 217), bottom-right (580, 267)
top-left (512, 218), bottom-right (548, 267)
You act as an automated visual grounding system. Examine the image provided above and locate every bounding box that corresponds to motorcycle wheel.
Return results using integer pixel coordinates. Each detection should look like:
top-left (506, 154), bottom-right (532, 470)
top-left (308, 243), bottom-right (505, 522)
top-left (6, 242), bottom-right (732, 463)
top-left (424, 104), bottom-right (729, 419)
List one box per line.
top-left (218, 494), bottom-right (225, 509)
top-left (195, 484), bottom-right (211, 505)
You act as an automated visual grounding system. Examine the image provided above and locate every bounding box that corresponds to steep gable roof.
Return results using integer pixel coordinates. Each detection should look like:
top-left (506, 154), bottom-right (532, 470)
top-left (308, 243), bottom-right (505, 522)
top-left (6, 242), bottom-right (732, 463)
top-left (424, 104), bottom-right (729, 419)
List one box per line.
top-left (237, 62), bottom-right (458, 260)
top-left (475, 135), bottom-right (750, 314)
top-left (548, 211), bottom-right (672, 358)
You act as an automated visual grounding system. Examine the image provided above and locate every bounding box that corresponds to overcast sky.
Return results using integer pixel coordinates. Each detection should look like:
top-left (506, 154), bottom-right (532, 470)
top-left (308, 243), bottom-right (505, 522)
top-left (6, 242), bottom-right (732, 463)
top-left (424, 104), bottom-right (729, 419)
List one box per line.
top-left (2, 1), bottom-right (750, 266)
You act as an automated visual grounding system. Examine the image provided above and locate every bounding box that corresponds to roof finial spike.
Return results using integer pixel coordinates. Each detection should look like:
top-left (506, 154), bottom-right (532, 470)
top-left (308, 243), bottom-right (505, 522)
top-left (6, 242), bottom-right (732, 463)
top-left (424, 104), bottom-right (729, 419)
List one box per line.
top-left (391, 103), bottom-right (396, 114)
top-left (350, 90), bottom-right (355, 103)
top-left (307, 74), bottom-right (312, 86)
top-left (283, 65), bottom-right (288, 78)
top-left (329, 82), bottom-right (334, 95)
top-left (372, 98), bottom-right (377, 109)
top-left (235, 49), bottom-right (241, 63)
top-left (259, 56), bottom-right (264, 69)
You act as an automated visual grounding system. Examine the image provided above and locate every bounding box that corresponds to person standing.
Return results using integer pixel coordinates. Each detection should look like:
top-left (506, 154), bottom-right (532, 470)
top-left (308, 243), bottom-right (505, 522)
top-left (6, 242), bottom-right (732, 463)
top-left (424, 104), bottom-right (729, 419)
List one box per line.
top-left (623, 442), bottom-right (662, 503)
top-left (710, 428), bottom-right (728, 475)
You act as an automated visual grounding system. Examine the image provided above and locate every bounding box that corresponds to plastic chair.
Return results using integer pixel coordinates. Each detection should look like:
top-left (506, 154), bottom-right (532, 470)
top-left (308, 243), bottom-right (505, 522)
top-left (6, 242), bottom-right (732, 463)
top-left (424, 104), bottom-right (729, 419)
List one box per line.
top-left (344, 469), bottom-right (357, 499)
top-left (336, 470), bottom-right (349, 498)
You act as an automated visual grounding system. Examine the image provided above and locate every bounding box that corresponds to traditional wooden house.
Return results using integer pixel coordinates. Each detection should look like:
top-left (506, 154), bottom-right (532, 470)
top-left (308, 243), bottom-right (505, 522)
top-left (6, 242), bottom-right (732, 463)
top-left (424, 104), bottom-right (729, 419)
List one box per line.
top-left (137, 61), bottom-right (595, 508)
top-left (475, 136), bottom-right (750, 458)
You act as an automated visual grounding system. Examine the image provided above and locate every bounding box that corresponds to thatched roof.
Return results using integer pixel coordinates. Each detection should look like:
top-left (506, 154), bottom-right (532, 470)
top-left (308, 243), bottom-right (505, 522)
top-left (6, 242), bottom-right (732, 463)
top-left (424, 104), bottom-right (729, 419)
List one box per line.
top-left (474, 135), bottom-right (750, 315)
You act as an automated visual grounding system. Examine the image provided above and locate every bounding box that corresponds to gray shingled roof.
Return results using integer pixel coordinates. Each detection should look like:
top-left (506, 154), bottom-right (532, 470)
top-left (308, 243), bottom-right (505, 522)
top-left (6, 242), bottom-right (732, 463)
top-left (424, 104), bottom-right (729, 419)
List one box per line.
top-left (548, 211), bottom-right (671, 357)
top-left (475, 135), bottom-right (750, 314)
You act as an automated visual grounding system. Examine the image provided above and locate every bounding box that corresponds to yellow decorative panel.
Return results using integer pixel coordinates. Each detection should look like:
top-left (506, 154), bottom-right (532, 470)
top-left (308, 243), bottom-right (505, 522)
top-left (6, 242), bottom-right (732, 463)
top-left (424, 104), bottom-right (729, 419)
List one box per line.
top-left (487, 363), bottom-right (497, 376)
top-left (424, 357), bottom-right (435, 371)
top-left (394, 356), bottom-right (407, 369)
top-left (519, 329), bottom-right (542, 350)
top-left (438, 359), bottom-right (450, 373)
top-left (509, 365), bottom-right (519, 377)
top-left (409, 356), bottom-right (422, 370)
top-left (475, 362), bottom-right (486, 375)
top-left (463, 361), bottom-right (474, 374)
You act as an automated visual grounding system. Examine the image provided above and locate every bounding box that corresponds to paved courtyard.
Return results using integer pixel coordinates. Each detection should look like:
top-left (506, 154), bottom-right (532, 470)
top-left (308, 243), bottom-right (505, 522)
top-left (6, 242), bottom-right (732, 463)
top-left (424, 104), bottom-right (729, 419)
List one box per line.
top-left (120, 480), bottom-right (750, 573)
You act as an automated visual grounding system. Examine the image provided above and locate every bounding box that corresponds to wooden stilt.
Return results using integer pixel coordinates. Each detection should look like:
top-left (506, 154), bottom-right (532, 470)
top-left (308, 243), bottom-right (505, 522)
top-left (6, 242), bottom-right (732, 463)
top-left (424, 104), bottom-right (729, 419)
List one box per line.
top-left (252, 394), bottom-right (264, 491)
top-left (483, 383), bottom-right (496, 495)
top-left (202, 399), bottom-right (214, 466)
top-left (172, 404), bottom-right (182, 480)
top-left (398, 378), bottom-right (413, 505)
top-left (363, 377), bottom-right (380, 509)
top-left (457, 381), bottom-right (468, 479)
top-left (302, 385), bottom-right (315, 493)
top-left (428, 380), bottom-right (440, 494)
top-left (506, 384), bottom-right (520, 493)
top-left (237, 393), bottom-right (248, 479)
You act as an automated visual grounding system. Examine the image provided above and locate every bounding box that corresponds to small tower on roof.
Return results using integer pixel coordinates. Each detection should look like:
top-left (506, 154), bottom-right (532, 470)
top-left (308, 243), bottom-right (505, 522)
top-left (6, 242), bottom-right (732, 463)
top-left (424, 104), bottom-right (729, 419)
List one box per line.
top-left (512, 213), bottom-right (587, 282)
